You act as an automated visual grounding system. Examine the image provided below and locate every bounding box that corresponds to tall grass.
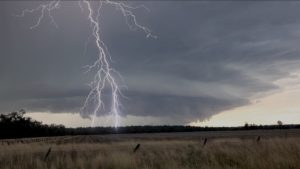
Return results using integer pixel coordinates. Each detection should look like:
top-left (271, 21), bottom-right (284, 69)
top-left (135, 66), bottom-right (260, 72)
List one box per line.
top-left (0, 137), bottom-right (299, 169)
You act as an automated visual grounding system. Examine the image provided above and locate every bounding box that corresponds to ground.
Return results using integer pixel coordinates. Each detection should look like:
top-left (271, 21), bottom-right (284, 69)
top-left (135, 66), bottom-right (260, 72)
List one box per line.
top-left (1, 129), bottom-right (300, 169)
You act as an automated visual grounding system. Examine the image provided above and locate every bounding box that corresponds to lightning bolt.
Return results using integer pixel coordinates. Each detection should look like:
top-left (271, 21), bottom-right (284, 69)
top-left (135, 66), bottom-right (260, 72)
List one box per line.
top-left (18, 0), bottom-right (155, 128)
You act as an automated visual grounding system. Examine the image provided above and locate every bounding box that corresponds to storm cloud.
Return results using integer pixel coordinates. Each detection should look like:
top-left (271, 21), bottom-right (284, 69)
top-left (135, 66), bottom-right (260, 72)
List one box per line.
top-left (1, 1), bottom-right (300, 124)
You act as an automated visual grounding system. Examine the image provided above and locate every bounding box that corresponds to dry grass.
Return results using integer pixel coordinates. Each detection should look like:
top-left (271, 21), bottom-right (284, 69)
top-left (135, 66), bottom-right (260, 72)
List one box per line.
top-left (0, 136), bottom-right (300, 169)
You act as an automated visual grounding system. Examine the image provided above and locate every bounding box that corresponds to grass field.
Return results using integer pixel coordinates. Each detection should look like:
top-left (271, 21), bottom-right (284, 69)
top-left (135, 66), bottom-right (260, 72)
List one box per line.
top-left (1, 129), bottom-right (300, 169)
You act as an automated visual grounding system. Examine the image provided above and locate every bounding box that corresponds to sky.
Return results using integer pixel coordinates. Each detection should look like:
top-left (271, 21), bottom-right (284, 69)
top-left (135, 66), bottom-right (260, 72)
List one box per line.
top-left (1, 1), bottom-right (300, 127)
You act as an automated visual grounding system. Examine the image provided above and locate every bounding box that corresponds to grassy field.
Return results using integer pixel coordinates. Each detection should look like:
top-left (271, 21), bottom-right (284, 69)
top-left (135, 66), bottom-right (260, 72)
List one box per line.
top-left (0, 129), bottom-right (300, 169)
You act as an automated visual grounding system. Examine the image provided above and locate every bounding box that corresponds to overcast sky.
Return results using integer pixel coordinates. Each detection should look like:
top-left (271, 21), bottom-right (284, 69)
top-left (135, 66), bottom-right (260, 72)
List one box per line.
top-left (1, 1), bottom-right (300, 127)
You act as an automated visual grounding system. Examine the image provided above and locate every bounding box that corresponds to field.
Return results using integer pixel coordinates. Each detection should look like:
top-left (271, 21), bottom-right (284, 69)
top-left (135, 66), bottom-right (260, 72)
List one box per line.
top-left (1, 129), bottom-right (300, 169)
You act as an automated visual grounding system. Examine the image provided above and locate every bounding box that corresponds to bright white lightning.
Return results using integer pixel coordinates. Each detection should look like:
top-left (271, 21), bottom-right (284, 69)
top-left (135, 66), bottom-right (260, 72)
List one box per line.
top-left (18, 0), bottom-right (155, 128)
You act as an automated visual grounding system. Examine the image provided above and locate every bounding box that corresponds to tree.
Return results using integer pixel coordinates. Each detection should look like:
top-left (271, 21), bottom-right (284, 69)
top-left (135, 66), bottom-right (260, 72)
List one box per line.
top-left (244, 122), bottom-right (249, 129)
top-left (0, 110), bottom-right (67, 139)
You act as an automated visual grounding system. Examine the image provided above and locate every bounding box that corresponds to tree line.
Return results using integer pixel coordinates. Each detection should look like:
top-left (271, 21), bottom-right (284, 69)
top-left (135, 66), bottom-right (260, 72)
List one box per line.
top-left (0, 110), bottom-right (299, 139)
top-left (0, 110), bottom-right (66, 139)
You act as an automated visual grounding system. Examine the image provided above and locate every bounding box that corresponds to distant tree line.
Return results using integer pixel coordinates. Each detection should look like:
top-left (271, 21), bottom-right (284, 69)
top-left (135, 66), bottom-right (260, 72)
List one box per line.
top-left (0, 110), bottom-right (300, 139)
top-left (0, 110), bottom-right (66, 139)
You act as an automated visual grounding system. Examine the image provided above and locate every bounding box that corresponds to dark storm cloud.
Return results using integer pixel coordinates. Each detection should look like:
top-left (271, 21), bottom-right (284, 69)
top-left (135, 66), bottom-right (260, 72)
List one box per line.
top-left (123, 91), bottom-right (248, 124)
top-left (1, 1), bottom-right (300, 124)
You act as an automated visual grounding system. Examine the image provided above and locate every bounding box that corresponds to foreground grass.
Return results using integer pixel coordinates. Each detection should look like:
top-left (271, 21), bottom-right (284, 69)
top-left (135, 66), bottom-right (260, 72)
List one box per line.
top-left (0, 137), bottom-right (299, 169)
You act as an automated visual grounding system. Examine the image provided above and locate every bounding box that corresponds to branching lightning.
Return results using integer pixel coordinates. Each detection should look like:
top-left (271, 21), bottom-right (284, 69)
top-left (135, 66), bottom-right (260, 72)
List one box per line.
top-left (18, 0), bottom-right (155, 128)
